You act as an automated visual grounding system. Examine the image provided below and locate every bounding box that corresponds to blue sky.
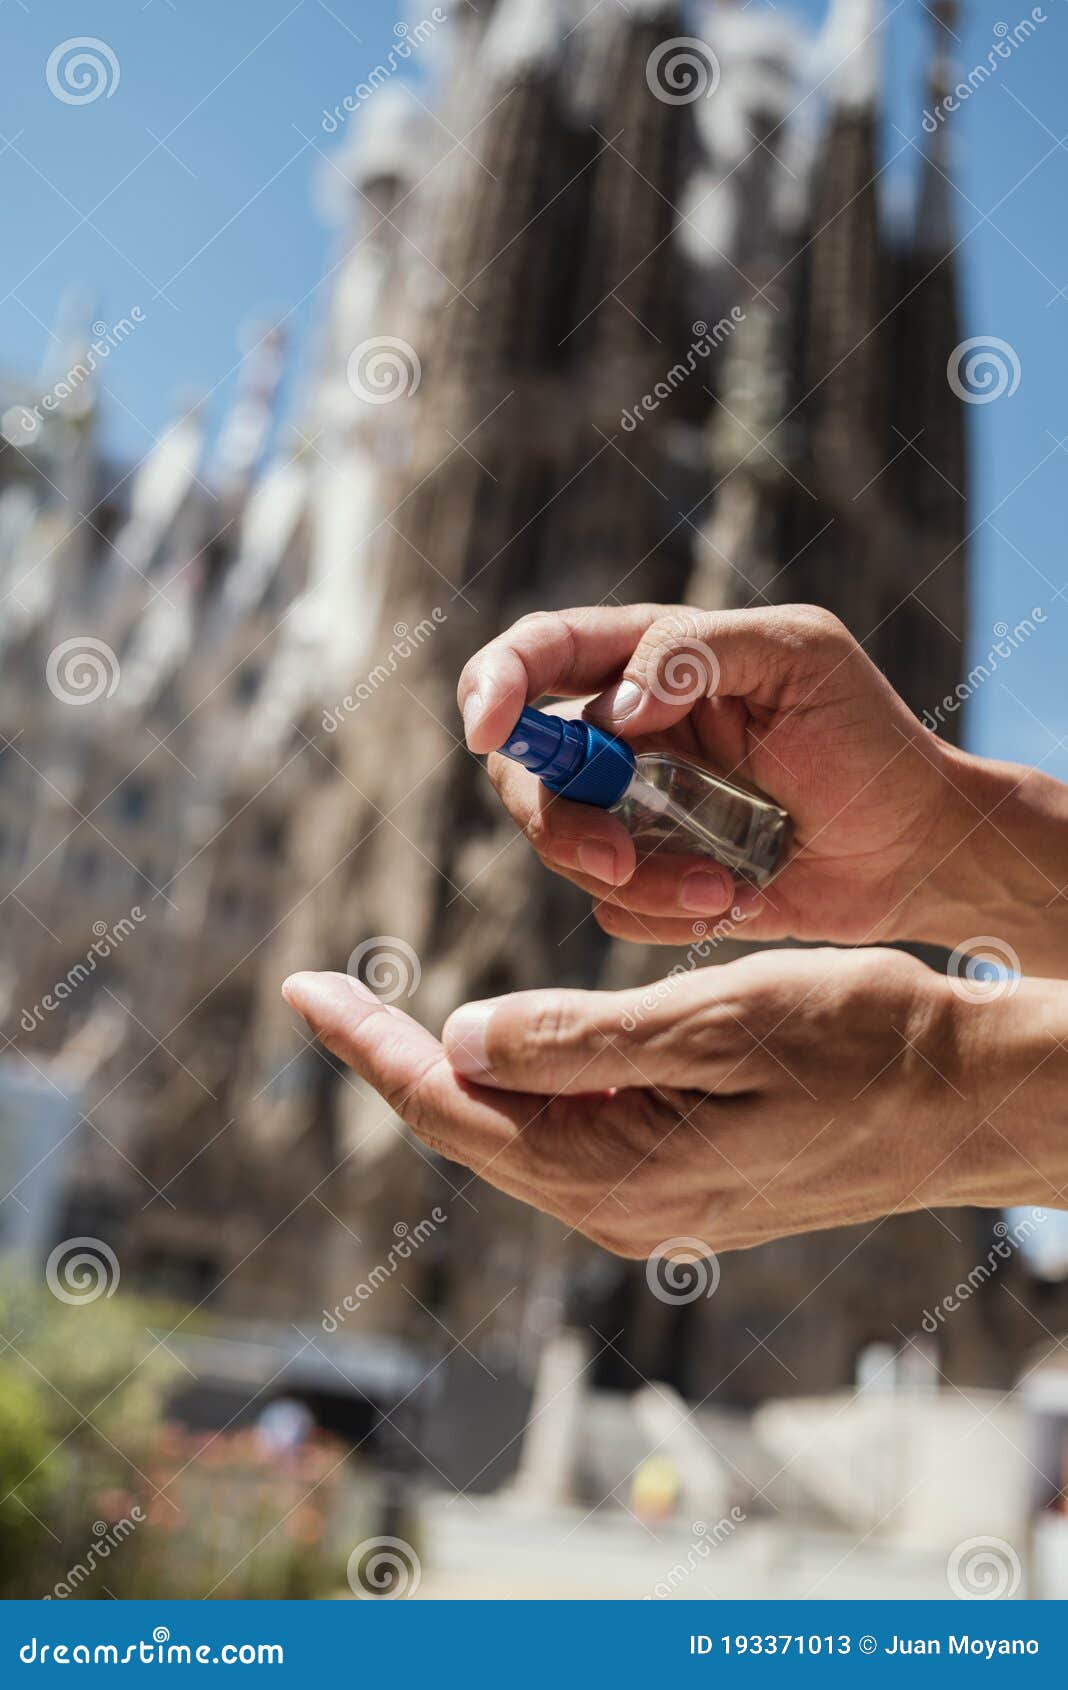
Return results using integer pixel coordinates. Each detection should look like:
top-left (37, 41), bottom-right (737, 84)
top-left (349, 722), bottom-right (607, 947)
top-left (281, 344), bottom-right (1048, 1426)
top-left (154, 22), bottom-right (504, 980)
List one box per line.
top-left (2, 0), bottom-right (1066, 775)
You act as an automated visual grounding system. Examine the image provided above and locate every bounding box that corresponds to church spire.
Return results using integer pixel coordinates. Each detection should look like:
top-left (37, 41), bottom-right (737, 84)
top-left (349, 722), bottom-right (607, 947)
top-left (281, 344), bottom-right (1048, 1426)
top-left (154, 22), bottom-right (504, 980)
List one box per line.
top-left (817, 0), bottom-right (882, 113)
top-left (916, 0), bottom-right (960, 253)
top-left (213, 321), bottom-right (286, 504)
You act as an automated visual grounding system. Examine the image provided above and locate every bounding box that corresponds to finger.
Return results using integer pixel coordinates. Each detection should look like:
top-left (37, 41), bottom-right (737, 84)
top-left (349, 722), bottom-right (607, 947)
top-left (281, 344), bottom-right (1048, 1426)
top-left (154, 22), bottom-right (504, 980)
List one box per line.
top-left (531, 857), bottom-right (737, 918)
top-left (585, 605), bottom-right (848, 740)
top-left (593, 888), bottom-right (793, 945)
top-left (282, 971), bottom-right (516, 1168)
top-left (280, 973), bottom-right (635, 1222)
top-left (488, 752), bottom-right (637, 886)
top-left (490, 748), bottom-right (740, 914)
top-left (590, 899), bottom-right (737, 947)
top-left (598, 853), bottom-right (736, 917)
top-left (442, 978), bottom-right (757, 1095)
top-left (458, 605), bottom-right (676, 753)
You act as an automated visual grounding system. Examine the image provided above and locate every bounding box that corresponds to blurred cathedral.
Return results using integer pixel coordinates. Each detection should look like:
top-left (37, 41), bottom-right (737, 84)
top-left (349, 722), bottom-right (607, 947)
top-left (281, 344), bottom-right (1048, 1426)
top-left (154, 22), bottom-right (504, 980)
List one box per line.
top-left (0, 0), bottom-right (1056, 1438)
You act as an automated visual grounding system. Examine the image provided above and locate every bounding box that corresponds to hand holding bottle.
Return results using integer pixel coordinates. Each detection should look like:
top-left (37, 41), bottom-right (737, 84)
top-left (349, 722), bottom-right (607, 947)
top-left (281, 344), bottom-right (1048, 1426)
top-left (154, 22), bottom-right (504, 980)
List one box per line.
top-left (460, 603), bottom-right (1068, 973)
top-left (460, 604), bottom-right (959, 949)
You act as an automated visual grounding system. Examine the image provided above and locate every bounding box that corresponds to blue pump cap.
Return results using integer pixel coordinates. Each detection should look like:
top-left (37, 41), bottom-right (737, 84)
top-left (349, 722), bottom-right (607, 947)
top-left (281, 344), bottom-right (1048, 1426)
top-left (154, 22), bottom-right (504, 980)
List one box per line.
top-left (499, 706), bottom-right (635, 808)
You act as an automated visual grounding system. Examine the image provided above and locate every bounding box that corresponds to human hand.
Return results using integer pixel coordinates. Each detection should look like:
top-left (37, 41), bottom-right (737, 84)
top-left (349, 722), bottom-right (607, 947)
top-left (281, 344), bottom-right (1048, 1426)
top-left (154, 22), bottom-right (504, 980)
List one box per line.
top-left (281, 950), bottom-right (1064, 1256)
top-left (457, 604), bottom-right (961, 948)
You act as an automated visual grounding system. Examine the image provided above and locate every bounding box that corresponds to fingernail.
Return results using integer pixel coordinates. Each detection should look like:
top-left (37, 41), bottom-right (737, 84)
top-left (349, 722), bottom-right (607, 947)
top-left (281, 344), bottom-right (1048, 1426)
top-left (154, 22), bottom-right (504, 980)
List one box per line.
top-left (577, 841), bottom-right (619, 883)
top-left (444, 999), bottom-right (500, 1079)
top-left (680, 869), bottom-right (732, 913)
top-left (596, 680), bottom-right (642, 722)
top-left (461, 690), bottom-right (483, 741)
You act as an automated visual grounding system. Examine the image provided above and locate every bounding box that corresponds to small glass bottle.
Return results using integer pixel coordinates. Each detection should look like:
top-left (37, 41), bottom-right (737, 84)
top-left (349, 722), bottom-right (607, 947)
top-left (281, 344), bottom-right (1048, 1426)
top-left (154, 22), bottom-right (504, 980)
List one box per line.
top-left (498, 706), bottom-right (791, 888)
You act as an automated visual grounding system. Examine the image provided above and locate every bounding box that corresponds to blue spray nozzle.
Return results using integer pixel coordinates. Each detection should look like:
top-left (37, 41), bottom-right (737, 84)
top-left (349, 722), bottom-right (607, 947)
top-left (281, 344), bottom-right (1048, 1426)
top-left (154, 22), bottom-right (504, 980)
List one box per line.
top-left (499, 706), bottom-right (635, 809)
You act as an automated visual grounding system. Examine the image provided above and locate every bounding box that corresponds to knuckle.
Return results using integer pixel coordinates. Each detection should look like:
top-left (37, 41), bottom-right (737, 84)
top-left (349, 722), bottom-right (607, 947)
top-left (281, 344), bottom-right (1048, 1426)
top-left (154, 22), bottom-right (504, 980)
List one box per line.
top-left (644, 609), bottom-right (710, 655)
top-left (485, 753), bottom-right (515, 804)
top-left (522, 804), bottom-right (557, 856)
top-left (515, 994), bottom-right (583, 1063)
top-left (844, 945), bottom-right (927, 999)
top-left (593, 899), bottom-right (632, 937)
top-left (693, 956), bottom-right (787, 1038)
top-left (511, 610), bottom-right (557, 639)
top-left (782, 603), bottom-right (848, 640)
top-left (779, 603), bottom-right (853, 659)
top-left (384, 1049), bottom-right (448, 1129)
top-left (680, 995), bottom-right (765, 1064)
top-left (486, 765), bottom-right (553, 848)
top-left (593, 900), bottom-right (678, 945)
top-left (510, 611), bottom-right (577, 671)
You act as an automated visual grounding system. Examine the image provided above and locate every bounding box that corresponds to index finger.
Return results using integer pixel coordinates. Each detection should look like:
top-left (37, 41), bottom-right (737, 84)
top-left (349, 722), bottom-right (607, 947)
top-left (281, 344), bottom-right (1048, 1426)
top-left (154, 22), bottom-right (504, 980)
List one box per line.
top-left (281, 970), bottom-right (574, 1190)
top-left (458, 605), bottom-right (674, 754)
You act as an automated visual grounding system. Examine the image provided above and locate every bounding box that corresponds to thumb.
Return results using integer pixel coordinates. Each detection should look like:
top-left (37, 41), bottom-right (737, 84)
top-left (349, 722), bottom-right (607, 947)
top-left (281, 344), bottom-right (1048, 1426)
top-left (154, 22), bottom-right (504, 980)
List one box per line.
top-left (442, 977), bottom-right (746, 1095)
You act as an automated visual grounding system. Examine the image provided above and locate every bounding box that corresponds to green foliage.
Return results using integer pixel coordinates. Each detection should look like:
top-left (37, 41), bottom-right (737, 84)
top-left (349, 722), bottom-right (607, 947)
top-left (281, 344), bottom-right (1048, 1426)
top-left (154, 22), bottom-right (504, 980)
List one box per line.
top-left (0, 1275), bottom-right (176, 1455)
top-left (0, 1363), bottom-right (61, 1590)
top-left (0, 1273), bottom-right (360, 1598)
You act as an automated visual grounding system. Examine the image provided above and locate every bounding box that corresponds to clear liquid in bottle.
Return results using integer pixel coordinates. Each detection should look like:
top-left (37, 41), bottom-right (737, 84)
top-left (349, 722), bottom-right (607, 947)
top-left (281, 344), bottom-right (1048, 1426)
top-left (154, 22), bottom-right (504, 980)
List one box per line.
top-left (615, 754), bottom-right (791, 888)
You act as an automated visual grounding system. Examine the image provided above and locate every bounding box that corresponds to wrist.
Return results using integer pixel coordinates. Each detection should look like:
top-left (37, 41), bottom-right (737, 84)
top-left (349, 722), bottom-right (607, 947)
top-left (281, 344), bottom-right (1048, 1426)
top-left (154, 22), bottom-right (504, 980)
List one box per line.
top-left (909, 740), bottom-right (1068, 976)
top-left (925, 974), bottom-right (1068, 1210)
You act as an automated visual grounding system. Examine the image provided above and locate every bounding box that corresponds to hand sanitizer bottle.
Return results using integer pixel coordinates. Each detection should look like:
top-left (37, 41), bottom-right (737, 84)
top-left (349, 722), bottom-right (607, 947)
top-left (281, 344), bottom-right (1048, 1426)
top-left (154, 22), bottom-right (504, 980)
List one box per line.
top-left (498, 706), bottom-right (791, 888)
